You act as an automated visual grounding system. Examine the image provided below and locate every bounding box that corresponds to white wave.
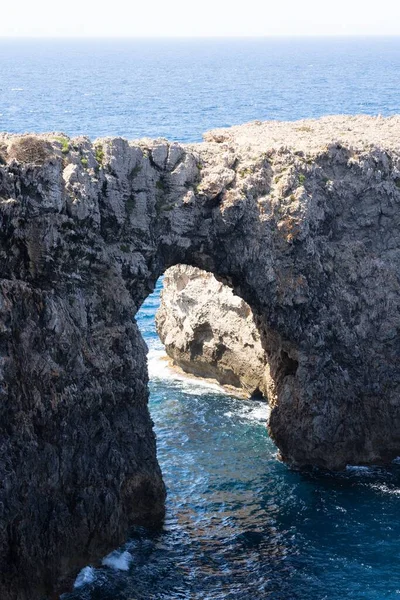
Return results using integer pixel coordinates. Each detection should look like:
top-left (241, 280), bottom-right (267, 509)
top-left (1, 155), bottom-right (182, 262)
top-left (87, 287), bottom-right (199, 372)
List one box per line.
top-left (224, 402), bottom-right (270, 423)
top-left (371, 483), bottom-right (400, 496)
top-left (11, 88), bottom-right (24, 91)
top-left (73, 566), bottom-right (96, 588)
top-left (147, 349), bottom-right (232, 396)
top-left (147, 349), bottom-right (175, 380)
top-left (392, 457), bottom-right (400, 465)
top-left (102, 550), bottom-right (132, 571)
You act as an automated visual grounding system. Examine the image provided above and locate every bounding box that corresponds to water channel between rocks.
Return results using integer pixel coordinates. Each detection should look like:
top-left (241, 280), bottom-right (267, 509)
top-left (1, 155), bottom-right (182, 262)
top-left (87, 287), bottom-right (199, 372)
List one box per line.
top-left (64, 278), bottom-right (400, 600)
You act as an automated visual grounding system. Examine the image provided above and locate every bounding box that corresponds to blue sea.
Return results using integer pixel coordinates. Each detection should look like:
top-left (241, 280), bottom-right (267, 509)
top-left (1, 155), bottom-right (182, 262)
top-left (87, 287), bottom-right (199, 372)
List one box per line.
top-left (2, 37), bottom-right (400, 600)
top-left (1, 37), bottom-right (400, 140)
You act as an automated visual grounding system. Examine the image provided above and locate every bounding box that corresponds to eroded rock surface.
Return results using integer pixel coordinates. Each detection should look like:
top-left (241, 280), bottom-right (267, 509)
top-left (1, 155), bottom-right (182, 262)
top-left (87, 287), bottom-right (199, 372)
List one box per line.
top-left (156, 265), bottom-right (275, 399)
top-left (0, 115), bottom-right (400, 598)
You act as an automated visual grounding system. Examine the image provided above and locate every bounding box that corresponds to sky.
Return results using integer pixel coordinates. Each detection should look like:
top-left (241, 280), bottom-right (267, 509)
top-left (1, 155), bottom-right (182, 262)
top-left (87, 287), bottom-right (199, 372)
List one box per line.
top-left (2, 0), bottom-right (400, 37)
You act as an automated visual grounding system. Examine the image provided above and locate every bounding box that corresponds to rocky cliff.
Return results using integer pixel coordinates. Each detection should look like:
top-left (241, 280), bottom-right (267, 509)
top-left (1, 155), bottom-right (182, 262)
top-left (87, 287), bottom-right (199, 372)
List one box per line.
top-left (156, 265), bottom-right (275, 399)
top-left (1, 115), bottom-right (400, 598)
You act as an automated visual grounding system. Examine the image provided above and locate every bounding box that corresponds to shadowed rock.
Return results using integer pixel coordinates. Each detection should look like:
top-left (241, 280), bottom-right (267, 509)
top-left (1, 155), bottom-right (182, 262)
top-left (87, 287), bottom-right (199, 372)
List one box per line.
top-left (0, 115), bottom-right (400, 598)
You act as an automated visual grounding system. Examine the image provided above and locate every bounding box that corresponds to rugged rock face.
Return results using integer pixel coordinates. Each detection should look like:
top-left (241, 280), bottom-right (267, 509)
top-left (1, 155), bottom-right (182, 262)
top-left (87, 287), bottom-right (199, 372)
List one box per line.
top-left (156, 265), bottom-right (275, 399)
top-left (0, 115), bottom-right (400, 598)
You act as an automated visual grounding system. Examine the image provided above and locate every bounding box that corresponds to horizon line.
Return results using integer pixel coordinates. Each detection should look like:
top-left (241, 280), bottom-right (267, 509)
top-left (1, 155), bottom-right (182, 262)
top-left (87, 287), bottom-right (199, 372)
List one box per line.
top-left (1, 33), bottom-right (400, 39)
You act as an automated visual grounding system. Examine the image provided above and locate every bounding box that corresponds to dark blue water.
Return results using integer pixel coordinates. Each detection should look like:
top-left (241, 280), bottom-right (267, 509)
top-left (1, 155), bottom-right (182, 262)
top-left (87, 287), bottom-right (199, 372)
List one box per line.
top-left (3, 37), bottom-right (400, 599)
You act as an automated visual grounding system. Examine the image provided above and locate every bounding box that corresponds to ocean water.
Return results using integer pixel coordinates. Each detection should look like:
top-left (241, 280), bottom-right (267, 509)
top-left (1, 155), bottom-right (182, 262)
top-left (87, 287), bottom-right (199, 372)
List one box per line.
top-left (1, 37), bottom-right (400, 141)
top-left (2, 37), bottom-right (400, 599)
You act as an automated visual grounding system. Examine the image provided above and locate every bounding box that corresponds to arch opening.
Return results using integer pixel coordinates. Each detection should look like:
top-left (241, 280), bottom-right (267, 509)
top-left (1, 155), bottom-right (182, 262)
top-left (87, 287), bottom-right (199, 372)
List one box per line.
top-left (146, 264), bottom-right (275, 402)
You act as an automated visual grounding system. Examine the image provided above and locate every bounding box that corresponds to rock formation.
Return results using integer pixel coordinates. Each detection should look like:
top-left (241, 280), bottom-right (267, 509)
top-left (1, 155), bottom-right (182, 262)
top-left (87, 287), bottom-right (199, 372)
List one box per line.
top-left (0, 115), bottom-right (400, 598)
top-left (156, 265), bottom-right (275, 399)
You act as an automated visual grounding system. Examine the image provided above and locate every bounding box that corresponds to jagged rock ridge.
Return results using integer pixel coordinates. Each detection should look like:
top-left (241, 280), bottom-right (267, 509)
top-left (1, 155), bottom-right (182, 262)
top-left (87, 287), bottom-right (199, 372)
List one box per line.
top-left (0, 115), bottom-right (399, 598)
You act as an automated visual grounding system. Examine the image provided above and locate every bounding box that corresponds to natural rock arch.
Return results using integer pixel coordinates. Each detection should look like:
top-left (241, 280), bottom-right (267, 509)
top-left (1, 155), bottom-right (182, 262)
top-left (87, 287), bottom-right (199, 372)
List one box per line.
top-left (1, 115), bottom-right (400, 598)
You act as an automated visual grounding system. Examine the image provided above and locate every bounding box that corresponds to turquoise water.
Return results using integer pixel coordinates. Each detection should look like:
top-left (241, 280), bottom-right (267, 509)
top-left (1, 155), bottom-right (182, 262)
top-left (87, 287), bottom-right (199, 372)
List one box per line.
top-left (2, 37), bottom-right (400, 599)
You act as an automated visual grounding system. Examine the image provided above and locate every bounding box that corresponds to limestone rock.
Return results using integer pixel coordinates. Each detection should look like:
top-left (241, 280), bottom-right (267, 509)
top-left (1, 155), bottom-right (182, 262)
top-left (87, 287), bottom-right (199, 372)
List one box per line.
top-left (0, 116), bottom-right (400, 598)
top-left (156, 265), bottom-right (275, 399)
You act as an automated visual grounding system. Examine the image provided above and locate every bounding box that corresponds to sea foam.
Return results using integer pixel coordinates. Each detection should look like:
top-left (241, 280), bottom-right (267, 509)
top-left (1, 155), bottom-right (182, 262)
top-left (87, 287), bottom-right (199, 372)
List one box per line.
top-left (147, 349), bottom-right (232, 396)
top-left (102, 550), bottom-right (132, 571)
top-left (73, 566), bottom-right (96, 588)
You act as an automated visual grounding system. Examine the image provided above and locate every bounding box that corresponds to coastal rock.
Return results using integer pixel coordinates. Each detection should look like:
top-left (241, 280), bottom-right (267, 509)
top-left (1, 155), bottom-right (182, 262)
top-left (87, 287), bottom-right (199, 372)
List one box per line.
top-left (0, 115), bottom-right (400, 598)
top-left (156, 265), bottom-right (275, 399)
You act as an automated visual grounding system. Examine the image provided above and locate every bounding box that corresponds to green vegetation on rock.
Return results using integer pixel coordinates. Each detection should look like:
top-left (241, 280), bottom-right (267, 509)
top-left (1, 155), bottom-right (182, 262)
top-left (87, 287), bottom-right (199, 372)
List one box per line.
top-left (54, 136), bottom-right (70, 155)
top-left (95, 145), bottom-right (104, 166)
